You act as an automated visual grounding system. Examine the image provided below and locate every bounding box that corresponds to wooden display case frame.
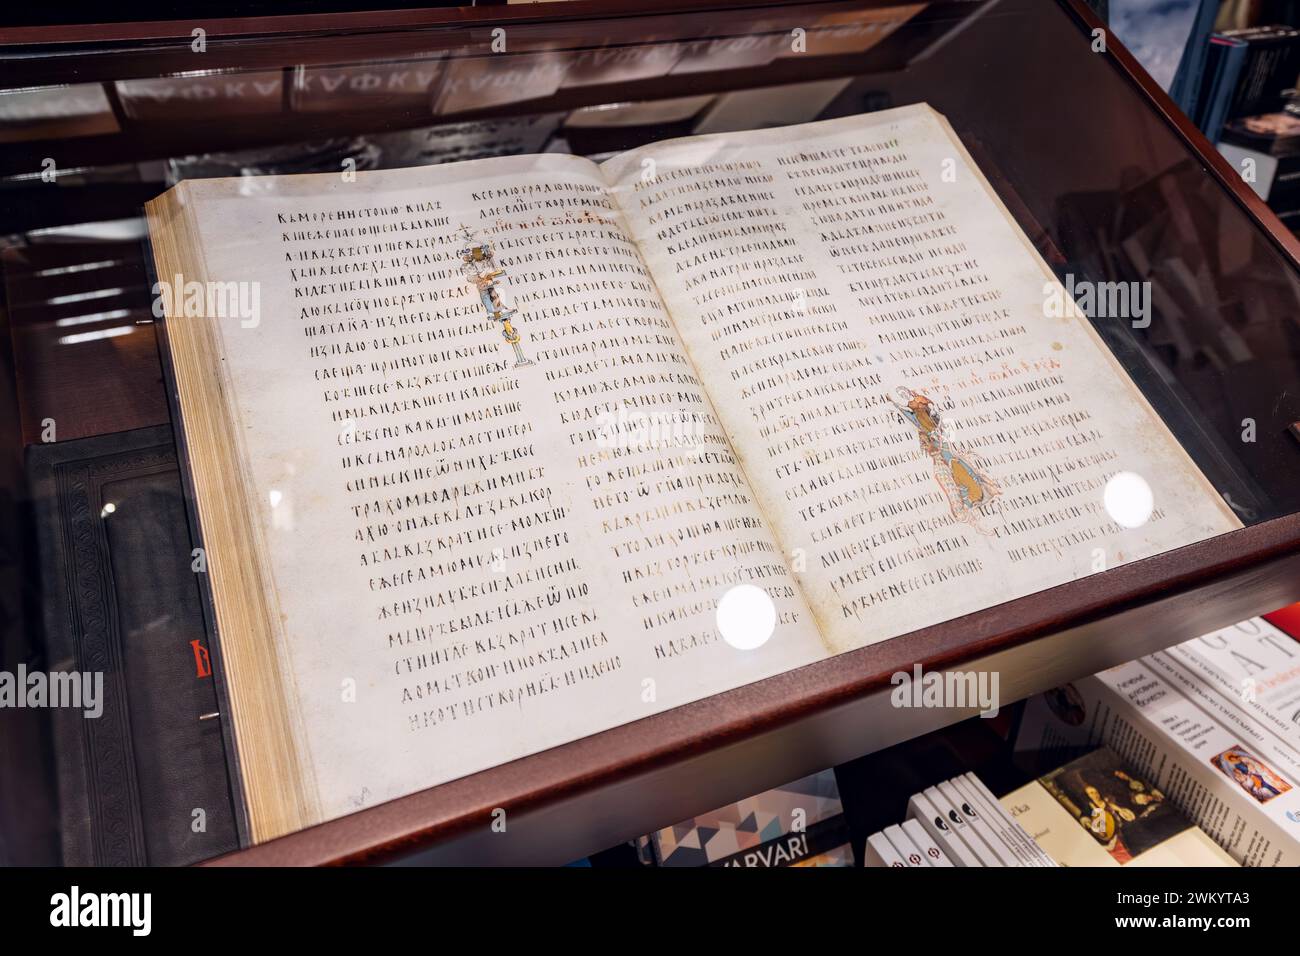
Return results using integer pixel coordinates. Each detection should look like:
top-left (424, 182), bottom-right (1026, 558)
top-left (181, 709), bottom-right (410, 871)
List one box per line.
top-left (3, 0), bottom-right (1298, 865)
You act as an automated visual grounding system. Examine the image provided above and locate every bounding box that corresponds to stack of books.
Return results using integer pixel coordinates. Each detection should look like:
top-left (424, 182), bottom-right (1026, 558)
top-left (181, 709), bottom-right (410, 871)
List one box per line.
top-left (1188, 25), bottom-right (1300, 145)
top-left (864, 752), bottom-right (1235, 867)
top-left (863, 770), bottom-right (1054, 867)
top-left (1177, 23), bottom-right (1300, 230)
top-left (630, 610), bottom-right (1300, 868)
top-left (1019, 617), bottom-right (1300, 866)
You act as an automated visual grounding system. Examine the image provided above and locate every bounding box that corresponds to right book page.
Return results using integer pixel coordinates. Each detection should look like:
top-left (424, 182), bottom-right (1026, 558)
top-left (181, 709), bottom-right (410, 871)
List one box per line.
top-left (602, 103), bottom-right (1241, 654)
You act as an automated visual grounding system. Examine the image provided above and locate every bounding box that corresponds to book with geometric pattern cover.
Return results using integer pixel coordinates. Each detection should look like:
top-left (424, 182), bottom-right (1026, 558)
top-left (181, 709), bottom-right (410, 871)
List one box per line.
top-left (644, 770), bottom-right (852, 867)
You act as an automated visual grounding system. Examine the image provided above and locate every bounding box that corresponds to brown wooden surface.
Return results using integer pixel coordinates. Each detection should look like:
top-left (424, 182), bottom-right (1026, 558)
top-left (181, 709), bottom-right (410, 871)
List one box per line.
top-left (0, 52), bottom-right (914, 178)
top-left (0, 0), bottom-right (953, 178)
top-left (0, 0), bottom-right (863, 47)
top-left (0, 0), bottom-right (917, 87)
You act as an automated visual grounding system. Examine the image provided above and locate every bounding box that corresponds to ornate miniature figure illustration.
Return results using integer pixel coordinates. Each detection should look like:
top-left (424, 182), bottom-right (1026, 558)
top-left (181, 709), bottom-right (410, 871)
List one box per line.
top-left (1211, 746), bottom-right (1292, 804)
top-left (1041, 750), bottom-right (1185, 864)
top-left (457, 224), bottom-right (533, 367)
top-left (888, 386), bottom-right (1000, 526)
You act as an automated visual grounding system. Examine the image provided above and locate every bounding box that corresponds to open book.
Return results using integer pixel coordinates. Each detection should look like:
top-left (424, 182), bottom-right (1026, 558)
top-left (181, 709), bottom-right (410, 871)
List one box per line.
top-left (145, 103), bottom-right (1239, 842)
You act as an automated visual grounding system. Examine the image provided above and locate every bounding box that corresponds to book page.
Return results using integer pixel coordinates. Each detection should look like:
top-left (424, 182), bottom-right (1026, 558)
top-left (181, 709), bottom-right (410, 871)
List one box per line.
top-left (602, 104), bottom-right (1240, 654)
top-left (175, 153), bottom-right (825, 825)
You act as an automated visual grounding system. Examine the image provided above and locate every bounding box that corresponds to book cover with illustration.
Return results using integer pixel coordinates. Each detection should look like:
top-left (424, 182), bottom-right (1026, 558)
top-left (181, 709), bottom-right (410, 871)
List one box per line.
top-left (1002, 748), bottom-right (1237, 867)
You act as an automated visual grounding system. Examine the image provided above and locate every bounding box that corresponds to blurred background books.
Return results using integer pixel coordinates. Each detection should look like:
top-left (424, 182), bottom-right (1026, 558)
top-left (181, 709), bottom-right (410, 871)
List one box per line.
top-left (1111, 1), bottom-right (1300, 234)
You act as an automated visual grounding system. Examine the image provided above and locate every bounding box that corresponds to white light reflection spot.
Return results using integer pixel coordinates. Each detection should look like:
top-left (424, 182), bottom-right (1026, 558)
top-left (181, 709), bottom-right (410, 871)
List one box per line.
top-left (1104, 471), bottom-right (1153, 529)
top-left (57, 326), bottom-right (134, 345)
top-left (717, 584), bottom-right (776, 651)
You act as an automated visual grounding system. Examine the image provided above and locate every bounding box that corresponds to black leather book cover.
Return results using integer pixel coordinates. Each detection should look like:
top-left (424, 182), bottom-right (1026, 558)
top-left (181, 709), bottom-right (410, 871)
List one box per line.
top-left (27, 426), bottom-right (239, 865)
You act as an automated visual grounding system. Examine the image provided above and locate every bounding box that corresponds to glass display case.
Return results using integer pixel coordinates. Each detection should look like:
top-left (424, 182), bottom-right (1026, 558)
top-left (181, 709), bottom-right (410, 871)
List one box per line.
top-left (1, 0), bottom-right (1299, 867)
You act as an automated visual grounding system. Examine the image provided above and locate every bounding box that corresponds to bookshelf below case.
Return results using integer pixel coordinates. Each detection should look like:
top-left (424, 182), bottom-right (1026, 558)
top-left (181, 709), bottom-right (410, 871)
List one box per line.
top-left (619, 611), bottom-right (1300, 868)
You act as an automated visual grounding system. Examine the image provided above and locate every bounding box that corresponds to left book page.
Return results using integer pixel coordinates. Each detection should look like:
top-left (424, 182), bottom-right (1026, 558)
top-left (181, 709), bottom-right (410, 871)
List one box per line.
top-left (148, 153), bottom-right (827, 840)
